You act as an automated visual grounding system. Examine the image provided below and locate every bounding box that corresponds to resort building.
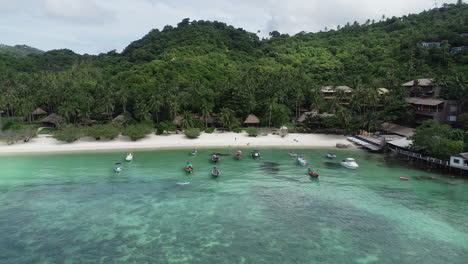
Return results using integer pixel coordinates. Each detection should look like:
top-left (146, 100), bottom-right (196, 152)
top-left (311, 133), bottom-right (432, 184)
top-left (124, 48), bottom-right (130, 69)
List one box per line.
top-left (450, 46), bottom-right (465, 53)
top-left (419, 41), bottom-right (441, 48)
top-left (377, 88), bottom-right (390, 95)
top-left (405, 98), bottom-right (460, 124)
top-left (450, 153), bottom-right (468, 171)
top-left (380, 122), bottom-right (415, 138)
top-left (321, 86), bottom-right (353, 105)
top-left (243, 114), bottom-right (260, 127)
top-left (402, 78), bottom-right (440, 97)
top-left (297, 111), bottom-right (334, 123)
top-left (461, 31), bottom-right (468, 37)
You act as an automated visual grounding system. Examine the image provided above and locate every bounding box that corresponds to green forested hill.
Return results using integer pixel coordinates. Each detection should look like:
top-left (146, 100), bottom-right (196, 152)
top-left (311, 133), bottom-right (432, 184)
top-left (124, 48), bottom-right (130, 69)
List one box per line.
top-left (0, 2), bottom-right (467, 130)
top-left (0, 44), bottom-right (44, 57)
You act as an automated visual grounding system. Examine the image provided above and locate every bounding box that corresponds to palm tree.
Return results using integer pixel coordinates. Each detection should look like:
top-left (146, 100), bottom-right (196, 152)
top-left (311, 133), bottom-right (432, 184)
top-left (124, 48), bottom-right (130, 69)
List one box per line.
top-left (200, 102), bottom-right (213, 128)
top-left (179, 111), bottom-right (194, 129)
top-left (219, 108), bottom-right (239, 130)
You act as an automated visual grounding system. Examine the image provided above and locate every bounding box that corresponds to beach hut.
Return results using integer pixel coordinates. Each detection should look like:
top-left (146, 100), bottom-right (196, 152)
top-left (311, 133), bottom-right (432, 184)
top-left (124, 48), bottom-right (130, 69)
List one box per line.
top-left (113, 115), bottom-right (126, 123)
top-left (32, 107), bottom-right (47, 117)
top-left (41, 113), bottom-right (65, 128)
top-left (243, 114), bottom-right (260, 127)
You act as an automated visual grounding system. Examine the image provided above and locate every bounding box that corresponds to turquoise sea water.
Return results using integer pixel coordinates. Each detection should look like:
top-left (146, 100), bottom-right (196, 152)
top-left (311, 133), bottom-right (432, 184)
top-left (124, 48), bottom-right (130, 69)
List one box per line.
top-left (0, 148), bottom-right (467, 264)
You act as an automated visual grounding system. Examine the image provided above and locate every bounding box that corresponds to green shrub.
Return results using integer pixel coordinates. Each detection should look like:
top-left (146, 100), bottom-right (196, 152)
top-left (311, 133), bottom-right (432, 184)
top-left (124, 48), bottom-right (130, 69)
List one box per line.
top-left (204, 127), bottom-right (216, 133)
top-left (156, 121), bottom-right (176, 134)
top-left (122, 123), bottom-right (154, 141)
top-left (232, 127), bottom-right (243, 133)
top-left (86, 123), bottom-right (121, 140)
top-left (192, 119), bottom-right (205, 129)
top-left (54, 125), bottom-right (82, 143)
top-left (246, 127), bottom-right (259, 137)
top-left (185, 128), bottom-right (201, 139)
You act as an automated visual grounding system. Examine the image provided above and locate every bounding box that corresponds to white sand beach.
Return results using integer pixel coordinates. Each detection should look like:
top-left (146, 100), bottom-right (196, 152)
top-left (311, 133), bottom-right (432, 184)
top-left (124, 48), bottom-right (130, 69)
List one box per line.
top-left (0, 132), bottom-right (352, 155)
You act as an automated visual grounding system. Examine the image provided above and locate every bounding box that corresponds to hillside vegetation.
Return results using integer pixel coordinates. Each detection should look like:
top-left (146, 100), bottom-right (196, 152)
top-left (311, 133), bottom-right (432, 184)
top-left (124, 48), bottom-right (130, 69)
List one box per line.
top-left (0, 44), bottom-right (44, 57)
top-left (0, 2), bottom-right (467, 133)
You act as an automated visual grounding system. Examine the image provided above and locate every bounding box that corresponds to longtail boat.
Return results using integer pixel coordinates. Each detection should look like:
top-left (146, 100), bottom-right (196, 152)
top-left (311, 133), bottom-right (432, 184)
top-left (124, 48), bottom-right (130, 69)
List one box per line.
top-left (235, 150), bottom-right (242, 160)
top-left (184, 161), bottom-right (194, 174)
top-left (211, 154), bottom-right (221, 163)
top-left (308, 168), bottom-right (319, 178)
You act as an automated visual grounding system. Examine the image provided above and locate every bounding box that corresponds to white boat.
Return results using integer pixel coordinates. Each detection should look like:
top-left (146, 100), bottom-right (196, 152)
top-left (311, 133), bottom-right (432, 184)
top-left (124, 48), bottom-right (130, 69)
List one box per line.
top-left (341, 158), bottom-right (359, 169)
top-left (297, 156), bottom-right (308, 166)
top-left (125, 153), bottom-right (133, 162)
top-left (288, 152), bottom-right (298, 157)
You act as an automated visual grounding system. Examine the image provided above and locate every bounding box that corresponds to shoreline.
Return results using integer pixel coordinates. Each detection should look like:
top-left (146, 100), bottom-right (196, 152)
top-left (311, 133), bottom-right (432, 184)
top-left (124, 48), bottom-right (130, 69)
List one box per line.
top-left (0, 132), bottom-right (353, 155)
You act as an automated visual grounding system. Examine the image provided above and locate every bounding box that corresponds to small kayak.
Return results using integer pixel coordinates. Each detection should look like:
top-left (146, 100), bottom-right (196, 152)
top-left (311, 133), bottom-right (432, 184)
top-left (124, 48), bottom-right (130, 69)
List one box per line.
top-left (326, 153), bottom-right (337, 159)
top-left (400, 177), bottom-right (410, 181)
top-left (176, 181), bottom-right (191, 185)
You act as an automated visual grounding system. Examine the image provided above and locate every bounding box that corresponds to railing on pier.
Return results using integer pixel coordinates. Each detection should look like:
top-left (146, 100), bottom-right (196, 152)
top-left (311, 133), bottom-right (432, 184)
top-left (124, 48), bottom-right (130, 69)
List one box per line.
top-left (393, 148), bottom-right (450, 166)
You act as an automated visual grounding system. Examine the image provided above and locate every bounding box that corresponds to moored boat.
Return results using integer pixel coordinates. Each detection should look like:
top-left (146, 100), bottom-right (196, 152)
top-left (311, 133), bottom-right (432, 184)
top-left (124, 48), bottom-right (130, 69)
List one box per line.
top-left (125, 153), bottom-right (133, 162)
top-left (176, 181), bottom-right (191, 186)
top-left (211, 166), bottom-right (221, 177)
top-left (297, 156), bottom-right (308, 166)
top-left (251, 150), bottom-right (261, 159)
top-left (114, 163), bottom-right (123, 172)
top-left (326, 153), bottom-right (336, 159)
top-left (191, 149), bottom-right (198, 156)
top-left (308, 168), bottom-right (319, 178)
top-left (211, 154), bottom-right (221, 163)
top-left (400, 177), bottom-right (410, 181)
top-left (288, 152), bottom-right (298, 157)
top-left (184, 161), bottom-right (194, 174)
top-left (235, 150), bottom-right (242, 160)
top-left (341, 158), bottom-right (359, 169)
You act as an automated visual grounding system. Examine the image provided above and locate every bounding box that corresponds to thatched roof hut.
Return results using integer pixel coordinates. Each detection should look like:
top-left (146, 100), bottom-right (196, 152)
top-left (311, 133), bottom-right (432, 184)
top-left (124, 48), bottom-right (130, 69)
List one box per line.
top-left (80, 118), bottom-right (98, 126)
top-left (113, 115), bottom-right (125, 122)
top-left (32, 107), bottom-right (47, 116)
top-left (244, 114), bottom-right (260, 126)
top-left (402, 79), bottom-right (433, 87)
top-left (42, 113), bottom-right (64, 127)
top-left (200, 115), bottom-right (216, 124)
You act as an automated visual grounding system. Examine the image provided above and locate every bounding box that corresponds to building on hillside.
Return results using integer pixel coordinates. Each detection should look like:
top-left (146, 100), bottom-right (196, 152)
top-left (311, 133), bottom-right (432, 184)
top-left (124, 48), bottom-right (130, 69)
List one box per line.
top-left (460, 31), bottom-right (468, 37)
top-left (450, 46), bottom-right (465, 53)
top-left (419, 41), bottom-right (441, 48)
top-left (380, 122), bottom-right (415, 138)
top-left (405, 98), bottom-right (460, 124)
top-left (401, 78), bottom-right (440, 98)
top-left (297, 111), bottom-right (334, 123)
top-left (450, 153), bottom-right (468, 170)
top-left (41, 113), bottom-right (65, 128)
top-left (243, 114), bottom-right (260, 127)
top-left (377, 88), bottom-right (390, 95)
top-left (321, 86), bottom-right (353, 105)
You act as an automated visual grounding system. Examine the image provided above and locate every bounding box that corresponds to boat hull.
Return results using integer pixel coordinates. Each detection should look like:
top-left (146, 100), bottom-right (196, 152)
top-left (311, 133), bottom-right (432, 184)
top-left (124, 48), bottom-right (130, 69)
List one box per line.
top-left (340, 163), bottom-right (358, 169)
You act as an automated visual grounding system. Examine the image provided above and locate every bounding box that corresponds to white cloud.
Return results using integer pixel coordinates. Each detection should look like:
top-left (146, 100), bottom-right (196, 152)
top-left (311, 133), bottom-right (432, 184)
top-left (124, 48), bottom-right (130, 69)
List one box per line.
top-left (0, 0), bottom-right (460, 54)
top-left (42, 0), bottom-right (116, 24)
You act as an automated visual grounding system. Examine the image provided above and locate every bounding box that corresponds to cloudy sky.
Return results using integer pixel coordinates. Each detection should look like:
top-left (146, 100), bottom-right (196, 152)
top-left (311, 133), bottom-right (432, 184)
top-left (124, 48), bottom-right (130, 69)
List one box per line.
top-left (0, 0), bottom-right (460, 54)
